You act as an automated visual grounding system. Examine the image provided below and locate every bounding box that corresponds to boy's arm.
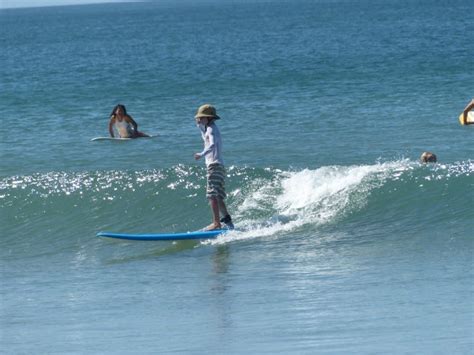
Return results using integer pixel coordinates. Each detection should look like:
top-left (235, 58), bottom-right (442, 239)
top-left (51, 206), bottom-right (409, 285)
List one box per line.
top-left (195, 127), bottom-right (215, 159)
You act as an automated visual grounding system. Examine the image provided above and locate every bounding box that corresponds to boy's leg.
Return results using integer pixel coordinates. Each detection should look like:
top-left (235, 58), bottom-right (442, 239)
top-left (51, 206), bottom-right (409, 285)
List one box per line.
top-left (204, 197), bottom-right (222, 231)
top-left (218, 198), bottom-right (234, 230)
top-left (204, 164), bottom-right (232, 230)
top-left (218, 198), bottom-right (229, 217)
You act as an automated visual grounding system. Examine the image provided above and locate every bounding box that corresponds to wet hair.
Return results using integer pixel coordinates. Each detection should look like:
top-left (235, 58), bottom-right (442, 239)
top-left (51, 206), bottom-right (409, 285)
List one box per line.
top-left (420, 152), bottom-right (437, 163)
top-left (110, 104), bottom-right (127, 117)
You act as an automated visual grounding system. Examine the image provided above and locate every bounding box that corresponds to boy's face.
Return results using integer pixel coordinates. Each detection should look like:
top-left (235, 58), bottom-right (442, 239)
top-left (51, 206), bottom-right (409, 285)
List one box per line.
top-left (196, 117), bottom-right (209, 125)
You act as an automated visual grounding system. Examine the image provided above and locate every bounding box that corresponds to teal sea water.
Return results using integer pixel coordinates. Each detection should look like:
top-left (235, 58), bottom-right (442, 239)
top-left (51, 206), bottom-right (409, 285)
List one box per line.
top-left (1, 0), bottom-right (473, 353)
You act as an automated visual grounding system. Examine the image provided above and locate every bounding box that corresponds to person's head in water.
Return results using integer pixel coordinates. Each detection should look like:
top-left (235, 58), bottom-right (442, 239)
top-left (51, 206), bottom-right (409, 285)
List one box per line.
top-left (420, 151), bottom-right (437, 163)
top-left (111, 104), bottom-right (127, 117)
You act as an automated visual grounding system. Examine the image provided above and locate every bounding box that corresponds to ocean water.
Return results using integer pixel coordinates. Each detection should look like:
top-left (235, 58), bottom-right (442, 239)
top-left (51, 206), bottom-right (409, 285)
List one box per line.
top-left (1, 0), bottom-right (473, 353)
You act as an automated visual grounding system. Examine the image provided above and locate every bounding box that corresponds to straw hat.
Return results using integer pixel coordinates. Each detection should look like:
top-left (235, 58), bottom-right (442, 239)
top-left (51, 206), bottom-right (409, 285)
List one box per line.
top-left (195, 104), bottom-right (220, 120)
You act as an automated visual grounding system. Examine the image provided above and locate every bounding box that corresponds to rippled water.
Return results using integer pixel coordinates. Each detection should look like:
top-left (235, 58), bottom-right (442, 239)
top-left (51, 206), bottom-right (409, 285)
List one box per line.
top-left (1, 0), bottom-right (473, 353)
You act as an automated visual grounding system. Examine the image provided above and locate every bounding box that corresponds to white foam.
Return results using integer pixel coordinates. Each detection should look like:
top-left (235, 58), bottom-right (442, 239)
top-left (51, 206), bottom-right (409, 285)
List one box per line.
top-left (208, 160), bottom-right (414, 245)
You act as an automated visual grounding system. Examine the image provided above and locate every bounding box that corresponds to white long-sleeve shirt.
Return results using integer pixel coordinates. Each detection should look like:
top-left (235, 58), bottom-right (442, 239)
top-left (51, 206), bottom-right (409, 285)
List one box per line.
top-left (199, 122), bottom-right (224, 167)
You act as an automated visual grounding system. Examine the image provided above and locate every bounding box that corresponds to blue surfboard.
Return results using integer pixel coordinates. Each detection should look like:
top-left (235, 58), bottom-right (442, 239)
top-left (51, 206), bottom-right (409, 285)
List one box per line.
top-left (96, 229), bottom-right (228, 241)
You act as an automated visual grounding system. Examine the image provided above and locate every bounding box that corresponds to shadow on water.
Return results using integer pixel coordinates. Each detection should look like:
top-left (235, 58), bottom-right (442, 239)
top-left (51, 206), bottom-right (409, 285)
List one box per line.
top-left (99, 237), bottom-right (232, 275)
top-left (212, 245), bottom-right (230, 274)
top-left (101, 239), bottom-right (203, 265)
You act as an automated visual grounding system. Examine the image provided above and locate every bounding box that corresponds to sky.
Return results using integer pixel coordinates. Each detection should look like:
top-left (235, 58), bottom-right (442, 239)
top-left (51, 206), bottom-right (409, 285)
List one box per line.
top-left (0, 0), bottom-right (130, 9)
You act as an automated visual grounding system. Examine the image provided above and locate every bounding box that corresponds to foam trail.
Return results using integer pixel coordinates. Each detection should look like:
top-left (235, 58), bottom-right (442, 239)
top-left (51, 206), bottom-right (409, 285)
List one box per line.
top-left (208, 160), bottom-right (415, 245)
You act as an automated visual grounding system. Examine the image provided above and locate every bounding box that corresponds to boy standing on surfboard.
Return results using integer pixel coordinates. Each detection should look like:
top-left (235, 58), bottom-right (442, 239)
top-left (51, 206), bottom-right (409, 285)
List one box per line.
top-left (194, 104), bottom-right (234, 231)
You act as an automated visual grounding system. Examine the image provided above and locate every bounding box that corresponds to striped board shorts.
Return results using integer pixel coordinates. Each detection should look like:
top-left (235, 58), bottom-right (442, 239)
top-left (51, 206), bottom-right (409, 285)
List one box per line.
top-left (206, 163), bottom-right (226, 200)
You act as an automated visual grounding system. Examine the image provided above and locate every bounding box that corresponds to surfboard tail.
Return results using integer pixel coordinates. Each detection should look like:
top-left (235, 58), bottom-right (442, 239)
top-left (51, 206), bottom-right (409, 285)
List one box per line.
top-left (96, 229), bottom-right (228, 241)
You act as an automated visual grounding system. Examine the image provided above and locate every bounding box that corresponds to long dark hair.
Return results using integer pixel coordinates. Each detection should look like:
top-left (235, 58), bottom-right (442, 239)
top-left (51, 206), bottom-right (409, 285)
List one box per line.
top-left (110, 104), bottom-right (127, 117)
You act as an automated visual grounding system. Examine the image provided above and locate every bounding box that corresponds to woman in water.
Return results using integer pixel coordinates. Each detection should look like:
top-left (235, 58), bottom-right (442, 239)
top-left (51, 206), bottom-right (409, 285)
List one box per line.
top-left (108, 104), bottom-right (150, 138)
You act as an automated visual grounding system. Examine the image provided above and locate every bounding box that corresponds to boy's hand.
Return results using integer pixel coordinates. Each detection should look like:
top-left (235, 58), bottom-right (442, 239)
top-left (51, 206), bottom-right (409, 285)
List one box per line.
top-left (194, 153), bottom-right (201, 160)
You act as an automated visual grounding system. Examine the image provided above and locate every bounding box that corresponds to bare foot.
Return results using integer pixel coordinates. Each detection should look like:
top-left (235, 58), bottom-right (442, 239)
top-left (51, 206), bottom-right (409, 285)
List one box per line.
top-left (203, 222), bottom-right (222, 231)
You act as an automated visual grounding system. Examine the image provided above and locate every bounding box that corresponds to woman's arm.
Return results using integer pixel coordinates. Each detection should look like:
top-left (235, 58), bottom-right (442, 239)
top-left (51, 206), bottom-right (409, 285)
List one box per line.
top-left (125, 115), bottom-right (139, 132)
top-left (108, 116), bottom-right (115, 137)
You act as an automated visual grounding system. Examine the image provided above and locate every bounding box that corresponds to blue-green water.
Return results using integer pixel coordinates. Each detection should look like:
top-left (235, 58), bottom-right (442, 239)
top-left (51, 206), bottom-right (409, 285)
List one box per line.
top-left (1, 0), bottom-right (473, 353)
